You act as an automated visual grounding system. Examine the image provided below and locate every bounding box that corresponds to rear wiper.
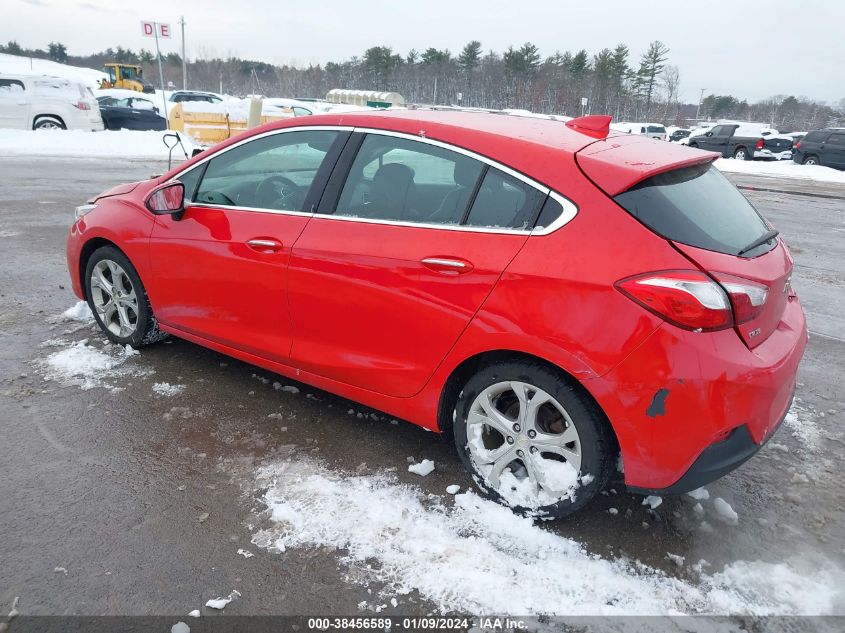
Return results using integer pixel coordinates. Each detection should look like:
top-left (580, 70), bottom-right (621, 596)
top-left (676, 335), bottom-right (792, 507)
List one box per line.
top-left (737, 229), bottom-right (779, 256)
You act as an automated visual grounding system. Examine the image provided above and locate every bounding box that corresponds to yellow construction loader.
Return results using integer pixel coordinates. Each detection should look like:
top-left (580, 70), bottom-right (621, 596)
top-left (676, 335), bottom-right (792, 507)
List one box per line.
top-left (100, 63), bottom-right (155, 93)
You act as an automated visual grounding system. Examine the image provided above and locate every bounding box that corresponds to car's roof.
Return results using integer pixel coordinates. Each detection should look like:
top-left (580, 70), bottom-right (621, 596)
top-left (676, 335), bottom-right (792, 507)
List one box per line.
top-left (267, 108), bottom-right (609, 155)
top-left (164, 108), bottom-right (716, 195)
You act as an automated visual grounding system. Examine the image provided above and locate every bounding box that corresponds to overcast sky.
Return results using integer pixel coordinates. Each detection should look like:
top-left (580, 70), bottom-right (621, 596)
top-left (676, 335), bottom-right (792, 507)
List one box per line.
top-left (5, 0), bottom-right (844, 103)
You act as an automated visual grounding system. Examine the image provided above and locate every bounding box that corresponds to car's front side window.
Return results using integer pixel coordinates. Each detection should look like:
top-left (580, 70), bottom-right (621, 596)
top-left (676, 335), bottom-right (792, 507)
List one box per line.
top-left (194, 130), bottom-right (340, 212)
top-left (334, 134), bottom-right (485, 225)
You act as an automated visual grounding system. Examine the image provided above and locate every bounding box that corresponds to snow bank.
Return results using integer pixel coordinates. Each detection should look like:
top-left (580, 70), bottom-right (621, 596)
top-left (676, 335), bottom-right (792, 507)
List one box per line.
top-left (0, 53), bottom-right (106, 91)
top-left (715, 157), bottom-right (845, 184)
top-left (0, 129), bottom-right (197, 160)
top-left (251, 458), bottom-right (844, 615)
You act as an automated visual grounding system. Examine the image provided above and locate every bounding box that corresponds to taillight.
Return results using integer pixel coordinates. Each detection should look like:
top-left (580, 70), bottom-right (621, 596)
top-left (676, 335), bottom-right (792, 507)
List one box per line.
top-left (794, 141), bottom-right (802, 150)
top-left (617, 271), bottom-right (769, 331)
top-left (616, 271), bottom-right (732, 331)
top-left (755, 138), bottom-right (765, 150)
top-left (75, 101), bottom-right (90, 110)
top-left (711, 273), bottom-right (768, 324)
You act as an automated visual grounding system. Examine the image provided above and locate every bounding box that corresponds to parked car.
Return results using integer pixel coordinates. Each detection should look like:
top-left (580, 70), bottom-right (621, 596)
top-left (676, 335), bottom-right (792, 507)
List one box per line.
top-left (0, 73), bottom-right (103, 130)
top-left (66, 111), bottom-right (806, 518)
top-left (611, 121), bottom-right (668, 140)
top-left (687, 123), bottom-right (790, 160)
top-left (96, 95), bottom-right (167, 131)
top-left (168, 90), bottom-right (223, 104)
top-left (792, 128), bottom-right (845, 169)
top-left (669, 128), bottom-right (691, 142)
top-left (262, 98), bottom-right (317, 117)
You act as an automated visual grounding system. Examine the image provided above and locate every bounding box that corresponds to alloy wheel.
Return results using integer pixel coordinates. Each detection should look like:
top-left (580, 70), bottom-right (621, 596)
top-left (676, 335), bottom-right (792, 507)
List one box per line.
top-left (465, 381), bottom-right (583, 508)
top-left (90, 259), bottom-right (139, 338)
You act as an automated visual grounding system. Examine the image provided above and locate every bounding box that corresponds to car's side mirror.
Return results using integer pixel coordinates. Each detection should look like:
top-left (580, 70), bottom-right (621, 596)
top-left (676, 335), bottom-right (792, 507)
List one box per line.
top-left (146, 182), bottom-right (185, 219)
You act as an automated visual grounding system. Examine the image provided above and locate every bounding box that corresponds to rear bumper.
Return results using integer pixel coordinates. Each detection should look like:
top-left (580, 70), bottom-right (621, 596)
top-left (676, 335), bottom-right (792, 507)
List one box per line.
top-left (583, 296), bottom-right (807, 490)
top-left (755, 149), bottom-right (792, 160)
top-left (627, 388), bottom-right (793, 495)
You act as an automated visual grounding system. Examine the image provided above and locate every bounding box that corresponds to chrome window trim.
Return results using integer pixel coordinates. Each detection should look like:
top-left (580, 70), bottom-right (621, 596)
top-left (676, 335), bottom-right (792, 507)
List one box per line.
top-left (168, 123), bottom-right (579, 235)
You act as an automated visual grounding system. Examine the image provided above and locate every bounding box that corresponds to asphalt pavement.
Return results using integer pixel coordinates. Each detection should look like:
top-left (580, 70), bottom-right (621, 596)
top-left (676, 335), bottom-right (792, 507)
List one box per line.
top-left (0, 158), bottom-right (843, 617)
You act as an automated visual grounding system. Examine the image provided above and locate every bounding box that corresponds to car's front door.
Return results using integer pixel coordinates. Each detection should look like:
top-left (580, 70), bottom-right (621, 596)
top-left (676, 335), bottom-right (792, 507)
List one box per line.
top-left (287, 131), bottom-right (555, 397)
top-left (148, 128), bottom-right (348, 362)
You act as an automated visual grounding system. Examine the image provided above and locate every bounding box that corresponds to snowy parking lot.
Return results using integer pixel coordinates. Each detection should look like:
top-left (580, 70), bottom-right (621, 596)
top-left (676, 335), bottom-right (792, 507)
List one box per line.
top-left (1, 154), bottom-right (844, 625)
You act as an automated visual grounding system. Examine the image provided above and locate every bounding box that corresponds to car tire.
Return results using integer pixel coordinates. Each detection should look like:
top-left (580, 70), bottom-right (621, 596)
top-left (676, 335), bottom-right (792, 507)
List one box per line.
top-left (453, 360), bottom-right (614, 519)
top-left (734, 147), bottom-right (750, 161)
top-left (803, 155), bottom-right (819, 166)
top-left (33, 116), bottom-right (66, 130)
top-left (84, 246), bottom-right (168, 348)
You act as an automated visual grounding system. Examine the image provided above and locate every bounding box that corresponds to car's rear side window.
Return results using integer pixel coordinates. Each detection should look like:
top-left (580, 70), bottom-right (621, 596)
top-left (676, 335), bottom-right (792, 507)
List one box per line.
top-left (803, 130), bottom-right (827, 143)
top-left (463, 167), bottom-right (545, 230)
top-left (614, 162), bottom-right (771, 256)
top-left (0, 79), bottom-right (25, 92)
top-left (827, 134), bottom-right (845, 146)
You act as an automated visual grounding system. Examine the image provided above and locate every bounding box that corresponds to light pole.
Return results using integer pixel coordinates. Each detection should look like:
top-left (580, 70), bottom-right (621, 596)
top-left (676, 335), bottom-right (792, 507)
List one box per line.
top-left (695, 88), bottom-right (705, 122)
top-left (179, 16), bottom-right (187, 90)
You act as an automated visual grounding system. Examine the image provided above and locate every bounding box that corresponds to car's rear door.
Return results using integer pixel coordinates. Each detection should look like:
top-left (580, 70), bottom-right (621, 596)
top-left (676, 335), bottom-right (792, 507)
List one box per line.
top-left (148, 127), bottom-right (348, 362)
top-left (287, 131), bottom-right (552, 397)
top-left (823, 132), bottom-right (845, 168)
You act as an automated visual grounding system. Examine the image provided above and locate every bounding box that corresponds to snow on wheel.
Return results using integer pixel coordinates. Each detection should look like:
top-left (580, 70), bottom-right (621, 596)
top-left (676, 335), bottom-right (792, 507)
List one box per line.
top-left (33, 116), bottom-right (66, 130)
top-left (453, 361), bottom-right (614, 518)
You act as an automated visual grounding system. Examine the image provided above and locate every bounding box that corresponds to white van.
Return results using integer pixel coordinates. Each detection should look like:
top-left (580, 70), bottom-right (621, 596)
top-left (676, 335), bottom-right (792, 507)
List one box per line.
top-left (611, 121), bottom-right (668, 141)
top-left (0, 73), bottom-right (103, 131)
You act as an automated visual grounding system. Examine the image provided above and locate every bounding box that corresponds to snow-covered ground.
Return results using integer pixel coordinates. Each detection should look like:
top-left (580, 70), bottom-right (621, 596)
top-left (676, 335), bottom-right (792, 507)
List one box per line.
top-left (715, 157), bottom-right (845, 184)
top-left (250, 457), bottom-right (844, 616)
top-left (0, 128), bottom-right (197, 160)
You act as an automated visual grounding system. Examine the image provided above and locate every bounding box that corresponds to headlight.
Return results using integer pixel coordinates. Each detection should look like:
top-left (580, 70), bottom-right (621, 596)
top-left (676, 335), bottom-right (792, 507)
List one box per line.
top-left (74, 204), bottom-right (97, 221)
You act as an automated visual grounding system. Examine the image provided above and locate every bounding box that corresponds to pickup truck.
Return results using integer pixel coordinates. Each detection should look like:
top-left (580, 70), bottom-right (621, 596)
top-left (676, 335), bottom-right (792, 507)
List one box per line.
top-left (688, 123), bottom-right (792, 161)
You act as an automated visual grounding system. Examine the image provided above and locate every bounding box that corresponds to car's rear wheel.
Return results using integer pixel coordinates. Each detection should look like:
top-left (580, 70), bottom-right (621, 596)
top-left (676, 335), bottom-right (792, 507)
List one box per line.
top-left (803, 155), bottom-right (819, 166)
top-left (453, 361), bottom-right (613, 518)
top-left (33, 116), bottom-right (66, 130)
top-left (734, 147), bottom-right (750, 161)
top-left (84, 246), bottom-right (167, 348)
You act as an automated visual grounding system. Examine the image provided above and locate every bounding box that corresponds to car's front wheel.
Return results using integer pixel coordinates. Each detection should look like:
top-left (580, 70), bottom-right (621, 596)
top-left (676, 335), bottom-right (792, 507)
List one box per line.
top-left (84, 246), bottom-right (167, 348)
top-left (453, 361), bottom-right (614, 518)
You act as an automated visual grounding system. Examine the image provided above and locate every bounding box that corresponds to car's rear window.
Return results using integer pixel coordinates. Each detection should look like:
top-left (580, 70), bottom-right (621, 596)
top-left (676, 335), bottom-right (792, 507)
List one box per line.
top-left (613, 162), bottom-right (771, 256)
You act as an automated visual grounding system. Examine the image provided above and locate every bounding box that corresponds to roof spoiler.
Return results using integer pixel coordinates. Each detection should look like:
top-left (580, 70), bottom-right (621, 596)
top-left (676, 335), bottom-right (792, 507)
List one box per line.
top-left (565, 115), bottom-right (611, 138)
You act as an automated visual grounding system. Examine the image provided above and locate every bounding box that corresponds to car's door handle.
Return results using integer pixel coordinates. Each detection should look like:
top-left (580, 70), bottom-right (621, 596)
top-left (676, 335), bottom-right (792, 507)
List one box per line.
top-left (421, 257), bottom-right (473, 274)
top-left (247, 238), bottom-right (283, 253)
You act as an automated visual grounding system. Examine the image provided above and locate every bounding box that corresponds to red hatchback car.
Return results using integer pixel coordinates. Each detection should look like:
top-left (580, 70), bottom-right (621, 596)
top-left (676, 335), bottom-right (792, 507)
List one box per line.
top-left (67, 110), bottom-right (807, 517)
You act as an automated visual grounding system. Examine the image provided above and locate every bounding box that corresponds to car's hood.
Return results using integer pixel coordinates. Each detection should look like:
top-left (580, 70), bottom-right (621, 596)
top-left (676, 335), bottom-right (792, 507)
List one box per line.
top-left (87, 181), bottom-right (141, 203)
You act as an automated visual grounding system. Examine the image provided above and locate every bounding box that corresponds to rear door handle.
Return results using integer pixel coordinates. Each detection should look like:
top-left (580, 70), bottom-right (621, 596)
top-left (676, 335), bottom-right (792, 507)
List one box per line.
top-left (247, 238), bottom-right (283, 253)
top-left (421, 257), bottom-right (473, 274)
